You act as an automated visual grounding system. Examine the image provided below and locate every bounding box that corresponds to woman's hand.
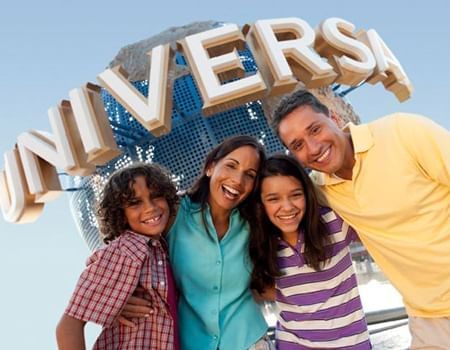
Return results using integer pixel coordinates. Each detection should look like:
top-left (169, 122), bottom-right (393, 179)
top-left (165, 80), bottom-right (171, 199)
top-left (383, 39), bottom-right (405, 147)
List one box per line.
top-left (118, 288), bottom-right (154, 327)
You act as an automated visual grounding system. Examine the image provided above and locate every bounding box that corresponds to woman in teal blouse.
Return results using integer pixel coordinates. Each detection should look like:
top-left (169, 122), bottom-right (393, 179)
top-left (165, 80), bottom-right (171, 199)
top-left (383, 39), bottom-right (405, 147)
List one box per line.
top-left (122, 136), bottom-right (270, 350)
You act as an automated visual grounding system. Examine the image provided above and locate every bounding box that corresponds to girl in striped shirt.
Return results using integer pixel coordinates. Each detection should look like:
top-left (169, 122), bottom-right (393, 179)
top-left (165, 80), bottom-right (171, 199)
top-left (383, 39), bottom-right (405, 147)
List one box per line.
top-left (249, 154), bottom-right (371, 349)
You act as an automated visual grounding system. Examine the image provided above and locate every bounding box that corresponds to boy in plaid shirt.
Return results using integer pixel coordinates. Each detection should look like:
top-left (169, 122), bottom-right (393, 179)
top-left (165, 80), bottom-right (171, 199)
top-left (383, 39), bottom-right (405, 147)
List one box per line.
top-left (56, 163), bottom-right (179, 350)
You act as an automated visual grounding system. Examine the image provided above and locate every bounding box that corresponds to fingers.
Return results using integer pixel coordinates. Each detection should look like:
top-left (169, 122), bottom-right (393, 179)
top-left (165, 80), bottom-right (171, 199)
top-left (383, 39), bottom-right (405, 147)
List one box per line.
top-left (117, 316), bottom-right (136, 328)
top-left (122, 295), bottom-right (154, 318)
top-left (127, 295), bottom-right (152, 306)
top-left (121, 308), bottom-right (154, 319)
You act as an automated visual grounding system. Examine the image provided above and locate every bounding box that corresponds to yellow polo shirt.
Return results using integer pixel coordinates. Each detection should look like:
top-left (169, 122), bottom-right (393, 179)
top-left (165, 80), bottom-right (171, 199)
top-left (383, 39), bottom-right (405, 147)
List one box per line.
top-left (312, 113), bottom-right (450, 317)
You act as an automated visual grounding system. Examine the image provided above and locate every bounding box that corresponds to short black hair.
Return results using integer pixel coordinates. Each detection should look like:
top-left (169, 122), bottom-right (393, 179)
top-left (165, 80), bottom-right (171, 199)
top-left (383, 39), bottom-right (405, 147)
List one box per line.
top-left (271, 89), bottom-right (329, 137)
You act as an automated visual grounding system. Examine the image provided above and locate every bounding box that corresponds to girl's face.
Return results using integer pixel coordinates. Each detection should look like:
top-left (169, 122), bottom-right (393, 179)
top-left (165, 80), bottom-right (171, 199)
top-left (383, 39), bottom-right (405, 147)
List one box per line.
top-left (207, 146), bottom-right (260, 213)
top-left (123, 176), bottom-right (170, 237)
top-left (261, 175), bottom-right (306, 236)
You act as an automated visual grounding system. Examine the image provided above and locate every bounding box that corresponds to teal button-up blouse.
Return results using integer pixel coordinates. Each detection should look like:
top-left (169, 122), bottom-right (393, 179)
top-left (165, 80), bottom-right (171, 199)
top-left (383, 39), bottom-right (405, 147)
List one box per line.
top-left (167, 196), bottom-right (267, 350)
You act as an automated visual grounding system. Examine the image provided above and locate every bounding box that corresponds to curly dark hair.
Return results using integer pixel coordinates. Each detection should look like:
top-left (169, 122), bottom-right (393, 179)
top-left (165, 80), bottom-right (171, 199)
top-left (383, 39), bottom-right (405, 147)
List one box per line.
top-left (97, 163), bottom-right (178, 244)
top-left (248, 154), bottom-right (331, 294)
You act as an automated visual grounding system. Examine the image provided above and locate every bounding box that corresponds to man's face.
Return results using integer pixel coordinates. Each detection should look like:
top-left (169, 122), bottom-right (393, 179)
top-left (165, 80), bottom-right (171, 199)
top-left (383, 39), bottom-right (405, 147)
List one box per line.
top-left (278, 105), bottom-right (352, 175)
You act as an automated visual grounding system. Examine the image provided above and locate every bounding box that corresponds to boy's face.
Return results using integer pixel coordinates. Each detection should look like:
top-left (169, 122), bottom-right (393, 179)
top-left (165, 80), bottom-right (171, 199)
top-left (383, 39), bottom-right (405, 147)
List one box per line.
top-left (123, 176), bottom-right (170, 237)
top-left (278, 105), bottom-right (352, 176)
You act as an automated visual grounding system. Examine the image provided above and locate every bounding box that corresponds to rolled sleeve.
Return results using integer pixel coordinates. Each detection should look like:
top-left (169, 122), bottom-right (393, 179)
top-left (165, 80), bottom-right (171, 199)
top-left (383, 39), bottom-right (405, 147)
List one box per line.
top-left (65, 245), bottom-right (143, 327)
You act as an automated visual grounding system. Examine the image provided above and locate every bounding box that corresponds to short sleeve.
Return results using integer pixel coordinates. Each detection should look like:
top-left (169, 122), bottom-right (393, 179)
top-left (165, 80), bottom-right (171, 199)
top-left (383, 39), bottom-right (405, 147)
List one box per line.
top-left (65, 244), bottom-right (144, 327)
top-left (396, 114), bottom-right (450, 187)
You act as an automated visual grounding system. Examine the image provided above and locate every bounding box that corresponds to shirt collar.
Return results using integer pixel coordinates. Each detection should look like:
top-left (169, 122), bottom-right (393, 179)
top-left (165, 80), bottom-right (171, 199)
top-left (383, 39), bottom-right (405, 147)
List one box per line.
top-left (124, 230), bottom-right (160, 245)
top-left (312, 122), bottom-right (374, 185)
top-left (185, 195), bottom-right (239, 217)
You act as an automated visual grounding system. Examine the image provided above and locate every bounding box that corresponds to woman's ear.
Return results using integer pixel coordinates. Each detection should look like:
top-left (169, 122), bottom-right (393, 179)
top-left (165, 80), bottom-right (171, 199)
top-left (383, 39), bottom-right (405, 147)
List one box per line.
top-left (206, 163), bottom-right (215, 177)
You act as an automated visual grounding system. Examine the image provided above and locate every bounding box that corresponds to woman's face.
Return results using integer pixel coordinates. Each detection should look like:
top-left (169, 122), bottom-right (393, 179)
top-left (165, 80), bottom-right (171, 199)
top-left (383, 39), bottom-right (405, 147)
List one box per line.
top-left (207, 146), bottom-right (260, 213)
top-left (260, 175), bottom-right (306, 236)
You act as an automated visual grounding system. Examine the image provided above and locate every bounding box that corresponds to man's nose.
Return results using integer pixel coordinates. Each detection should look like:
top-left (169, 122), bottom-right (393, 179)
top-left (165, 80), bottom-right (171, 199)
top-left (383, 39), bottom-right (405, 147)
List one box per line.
top-left (306, 138), bottom-right (321, 156)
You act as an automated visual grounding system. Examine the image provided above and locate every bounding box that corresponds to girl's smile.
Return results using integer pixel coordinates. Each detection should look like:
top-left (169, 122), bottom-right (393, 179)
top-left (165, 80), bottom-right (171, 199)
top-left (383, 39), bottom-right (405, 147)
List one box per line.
top-left (261, 175), bottom-right (306, 240)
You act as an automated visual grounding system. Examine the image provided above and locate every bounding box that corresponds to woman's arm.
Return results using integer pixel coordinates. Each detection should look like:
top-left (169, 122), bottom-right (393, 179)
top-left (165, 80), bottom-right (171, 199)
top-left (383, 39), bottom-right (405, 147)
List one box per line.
top-left (117, 287), bottom-right (155, 327)
top-left (56, 314), bottom-right (86, 350)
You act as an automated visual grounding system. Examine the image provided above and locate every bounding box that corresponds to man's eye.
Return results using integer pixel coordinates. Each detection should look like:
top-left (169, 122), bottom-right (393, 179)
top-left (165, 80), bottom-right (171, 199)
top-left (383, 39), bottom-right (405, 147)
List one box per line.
top-left (311, 126), bottom-right (321, 134)
top-left (292, 142), bottom-right (303, 151)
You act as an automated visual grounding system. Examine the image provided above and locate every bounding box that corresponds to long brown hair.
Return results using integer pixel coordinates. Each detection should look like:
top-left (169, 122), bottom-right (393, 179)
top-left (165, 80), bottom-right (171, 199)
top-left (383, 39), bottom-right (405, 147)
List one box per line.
top-left (188, 135), bottom-right (266, 224)
top-left (249, 154), bottom-right (331, 293)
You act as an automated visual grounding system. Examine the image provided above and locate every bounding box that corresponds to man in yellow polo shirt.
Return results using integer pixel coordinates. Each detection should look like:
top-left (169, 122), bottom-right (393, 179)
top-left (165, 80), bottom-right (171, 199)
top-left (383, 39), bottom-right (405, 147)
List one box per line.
top-left (271, 89), bottom-right (450, 349)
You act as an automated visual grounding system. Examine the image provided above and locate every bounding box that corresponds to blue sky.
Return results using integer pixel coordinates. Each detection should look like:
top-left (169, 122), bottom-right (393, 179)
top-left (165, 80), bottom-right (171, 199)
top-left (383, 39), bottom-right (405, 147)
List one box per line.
top-left (0, 0), bottom-right (449, 348)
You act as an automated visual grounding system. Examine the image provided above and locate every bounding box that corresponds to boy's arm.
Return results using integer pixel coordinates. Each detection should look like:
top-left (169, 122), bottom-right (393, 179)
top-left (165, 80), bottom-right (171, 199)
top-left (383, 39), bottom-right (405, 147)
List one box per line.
top-left (56, 314), bottom-right (86, 350)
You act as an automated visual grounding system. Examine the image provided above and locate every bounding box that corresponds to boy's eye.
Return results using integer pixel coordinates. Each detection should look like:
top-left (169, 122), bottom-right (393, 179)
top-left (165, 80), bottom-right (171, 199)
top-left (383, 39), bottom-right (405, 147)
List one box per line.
top-left (126, 199), bottom-right (141, 207)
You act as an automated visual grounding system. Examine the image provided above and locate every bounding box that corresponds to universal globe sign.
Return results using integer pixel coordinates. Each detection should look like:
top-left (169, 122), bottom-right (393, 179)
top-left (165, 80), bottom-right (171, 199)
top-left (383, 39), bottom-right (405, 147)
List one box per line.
top-left (0, 18), bottom-right (411, 248)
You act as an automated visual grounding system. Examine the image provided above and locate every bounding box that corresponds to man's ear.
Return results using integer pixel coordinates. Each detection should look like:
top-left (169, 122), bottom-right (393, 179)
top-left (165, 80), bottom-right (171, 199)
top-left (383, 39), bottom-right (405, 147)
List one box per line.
top-left (330, 110), bottom-right (345, 127)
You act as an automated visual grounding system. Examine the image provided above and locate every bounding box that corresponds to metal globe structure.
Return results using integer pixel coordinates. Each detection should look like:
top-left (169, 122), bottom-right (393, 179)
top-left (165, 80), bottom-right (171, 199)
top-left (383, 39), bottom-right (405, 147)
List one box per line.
top-left (66, 25), bottom-right (360, 251)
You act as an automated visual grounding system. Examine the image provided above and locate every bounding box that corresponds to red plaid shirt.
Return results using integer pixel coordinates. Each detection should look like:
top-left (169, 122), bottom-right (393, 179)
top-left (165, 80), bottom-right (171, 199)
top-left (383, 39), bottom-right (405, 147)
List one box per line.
top-left (65, 231), bottom-right (177, 350)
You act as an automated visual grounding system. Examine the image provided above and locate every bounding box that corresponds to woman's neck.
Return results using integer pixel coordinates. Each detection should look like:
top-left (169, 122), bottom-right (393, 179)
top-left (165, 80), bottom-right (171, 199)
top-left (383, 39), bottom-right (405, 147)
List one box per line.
top-left (208, 200), bottom-right (231, 239)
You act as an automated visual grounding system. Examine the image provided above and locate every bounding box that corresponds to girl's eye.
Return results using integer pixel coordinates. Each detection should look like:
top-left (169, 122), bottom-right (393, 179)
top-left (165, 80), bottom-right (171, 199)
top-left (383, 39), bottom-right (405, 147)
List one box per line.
top-left (226, 163), bottom-right (236, 169)
top-left (246, 172), bottom-right (256, 179)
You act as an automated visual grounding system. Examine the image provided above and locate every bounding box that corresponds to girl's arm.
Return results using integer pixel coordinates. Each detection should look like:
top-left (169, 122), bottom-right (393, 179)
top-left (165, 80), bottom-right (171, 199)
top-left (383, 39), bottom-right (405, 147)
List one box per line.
top-left (56, 314), bottom-right (86, 350)
top-left (252, 285), bottom-right (276, 302)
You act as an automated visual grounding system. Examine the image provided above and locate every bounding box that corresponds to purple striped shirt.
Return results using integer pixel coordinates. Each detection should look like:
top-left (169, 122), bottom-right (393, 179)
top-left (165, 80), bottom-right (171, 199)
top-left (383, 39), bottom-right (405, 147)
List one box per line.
top-left (275, 207), bottom-right (371, 349)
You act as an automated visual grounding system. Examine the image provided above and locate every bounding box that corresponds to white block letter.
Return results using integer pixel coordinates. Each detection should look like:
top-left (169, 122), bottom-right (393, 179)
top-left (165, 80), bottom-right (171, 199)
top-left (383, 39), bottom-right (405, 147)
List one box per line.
top-left (315, 17), bottom-right (376, 86)
top-left (97, 44), bottom-right (174, 136)
top-left (246, 18), bottom-right (337, 93)
top-left (178, 24), bottom-right (267, 115)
